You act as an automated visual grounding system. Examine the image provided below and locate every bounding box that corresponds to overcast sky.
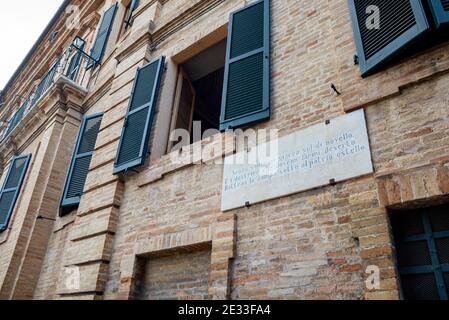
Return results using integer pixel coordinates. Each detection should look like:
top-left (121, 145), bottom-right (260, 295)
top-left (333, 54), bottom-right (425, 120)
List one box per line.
top-left (0, 0), bottom-right (64, 90)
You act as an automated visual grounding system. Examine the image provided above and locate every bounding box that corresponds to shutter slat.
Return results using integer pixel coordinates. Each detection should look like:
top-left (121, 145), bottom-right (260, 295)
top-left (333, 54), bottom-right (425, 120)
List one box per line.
top-left (66, 156), bottom-right (92, 198)
top-left (116, 108), bottom-right (149, 165)
top-left (60, 114), bottom-right (103, 211)
top-left (220, 0), bottom-right (270, 131)
top-left (349, 0), bottom-right (429, 76)
top-left (0, 155), bottom-right (31, 232)
top-left (87, 4), bottom-right (117, 69)
top-left (113, 57), bottom-right (165, 174)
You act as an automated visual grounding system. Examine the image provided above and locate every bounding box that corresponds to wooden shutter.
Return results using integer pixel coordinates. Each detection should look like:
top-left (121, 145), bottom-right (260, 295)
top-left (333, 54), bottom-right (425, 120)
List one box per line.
top-left (220, 0), bottom-right (270, 131)
top-left (429, 0), bottom-right (449, 28)
top-left (32, 59), bottom-right (60, 105)
top-left (113, 57), bottom-right (165, 174)
top-left (3, 104), bottom-right (26, 139)
top-left (349, 0), bottom-right (430, 77)
top-left (0, 154), bottom-right (31, 232)
top-left (87, 3), bottom-right (118, 69)
top-left (60, 113), bottom-right (103, 211)
top-left (66, 40), bottom-right (86, 81)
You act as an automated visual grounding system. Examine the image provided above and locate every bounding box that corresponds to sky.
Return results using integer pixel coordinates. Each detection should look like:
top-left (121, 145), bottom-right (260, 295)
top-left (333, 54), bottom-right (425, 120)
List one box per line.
top-left (0, 0), bottom-right (64, 90)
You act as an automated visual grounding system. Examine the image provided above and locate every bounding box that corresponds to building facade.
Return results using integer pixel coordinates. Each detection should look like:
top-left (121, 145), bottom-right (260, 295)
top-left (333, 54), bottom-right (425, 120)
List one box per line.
top-left (0, 0), bottom-right (449, 300)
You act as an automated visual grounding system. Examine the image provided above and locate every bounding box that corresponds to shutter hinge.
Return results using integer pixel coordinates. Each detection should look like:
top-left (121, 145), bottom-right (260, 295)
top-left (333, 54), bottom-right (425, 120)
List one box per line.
top-left (354, 54), bottom-right (359, 65)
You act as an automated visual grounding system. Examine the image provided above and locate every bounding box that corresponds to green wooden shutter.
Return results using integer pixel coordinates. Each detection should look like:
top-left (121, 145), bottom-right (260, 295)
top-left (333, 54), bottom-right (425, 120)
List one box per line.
top-left (220, 0), bottom-right (270, 131)
top-left (113, 56), bottom-right (165, 174)
top-left (349, 0), bottom-right (430, 77)
top-left (0, 154), bottom-right (31, 232)
top-left (429, 0), bottom-right (449, 28)
top-left (60, 113), bottom-right (103, 212)
top-left (87, 3), bottom-right (118, 69)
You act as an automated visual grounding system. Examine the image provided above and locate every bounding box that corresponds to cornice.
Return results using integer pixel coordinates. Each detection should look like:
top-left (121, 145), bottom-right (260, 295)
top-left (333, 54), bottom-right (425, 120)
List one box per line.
top-left (0, 77), bottom-right (88, 160)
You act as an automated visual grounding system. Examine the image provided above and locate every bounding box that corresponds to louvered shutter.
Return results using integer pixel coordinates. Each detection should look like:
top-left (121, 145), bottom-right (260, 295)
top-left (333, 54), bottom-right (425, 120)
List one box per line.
top-left (86, 4), bottom-right (118, 69)
top-left (66, 40), bottom-right (86, 81)
top-left (32, 59), bottom-right (60, 105)
top-left (429, 0), bottom-right (449, 28)
top-left (0, 155), bottom-right (31, 232)
top-left (113, 57), bottom-right (165, 174)
top-left (349, 0), bottom-right (430, 77)
top-left (3, 104), bottom-right (26, 139)
top-left (220, 0), bottom-right (270, 131)
top-left (60, 113), bottom-right (103, 211)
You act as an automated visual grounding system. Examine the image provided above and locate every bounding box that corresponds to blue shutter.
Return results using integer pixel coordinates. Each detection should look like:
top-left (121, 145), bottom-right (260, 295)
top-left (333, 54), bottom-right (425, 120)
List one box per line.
top-left (86, 3), bottom-right (118, 69)
top-left (220, 0), bottom-right (270, 131)
top-left (3, 104), bottom-right (26, 140)
top-left (32, 59), bottom-right (60, 105)
top-left (66, 39), bottom-right (86, 81)
top-left (429, 0), bottom-right (449, 28)
top-left (60, 113), bottom-right (103, 212)
top-left (130, 0), bottom-right (139, 11)
top-left (0, 154), bottom-right (31, 232)
top-left (113, 56), bottom-right (165, 174)
top-left (125, 0), bottom-right (139, 27)
top-left (349, 0), bottom-right (430, 77)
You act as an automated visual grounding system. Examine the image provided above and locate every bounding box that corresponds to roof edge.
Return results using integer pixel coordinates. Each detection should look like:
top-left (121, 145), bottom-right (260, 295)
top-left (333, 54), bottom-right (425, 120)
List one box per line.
top-left (1, 0), bottom-right (72, 96)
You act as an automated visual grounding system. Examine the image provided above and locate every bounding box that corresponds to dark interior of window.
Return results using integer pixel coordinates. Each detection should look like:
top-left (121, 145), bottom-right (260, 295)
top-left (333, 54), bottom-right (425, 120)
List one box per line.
top-left (390, 204), bottom-right (449, 300)
top-left (171, 39), bottom-right (226, 149)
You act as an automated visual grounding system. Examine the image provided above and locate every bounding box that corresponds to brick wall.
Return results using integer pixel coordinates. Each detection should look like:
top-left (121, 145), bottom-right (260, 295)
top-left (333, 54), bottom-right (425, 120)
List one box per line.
top-left (137, 248), bottom-right (212, 300)
top-left (0, 0), bottom-right (448, 300)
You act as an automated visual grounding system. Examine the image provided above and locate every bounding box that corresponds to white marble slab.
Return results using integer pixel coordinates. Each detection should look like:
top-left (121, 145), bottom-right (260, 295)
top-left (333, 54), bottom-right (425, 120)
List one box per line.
top-left (221, 109), bottom-right (374, 211)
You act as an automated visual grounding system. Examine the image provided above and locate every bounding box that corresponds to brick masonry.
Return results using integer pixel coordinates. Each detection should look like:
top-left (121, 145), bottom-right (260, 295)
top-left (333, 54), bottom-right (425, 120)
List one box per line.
top-left (0, 0), bottom-right (448, 300)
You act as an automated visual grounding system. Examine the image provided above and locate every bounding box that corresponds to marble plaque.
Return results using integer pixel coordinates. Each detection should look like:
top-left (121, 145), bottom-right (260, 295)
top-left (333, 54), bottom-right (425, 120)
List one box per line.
top-left (221, 109), bottom-right (373, 211)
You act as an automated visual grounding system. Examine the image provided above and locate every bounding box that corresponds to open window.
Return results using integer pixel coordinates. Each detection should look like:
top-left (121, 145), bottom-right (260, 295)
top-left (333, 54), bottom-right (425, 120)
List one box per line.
top-left (168, 39), bottom-right (227, 152)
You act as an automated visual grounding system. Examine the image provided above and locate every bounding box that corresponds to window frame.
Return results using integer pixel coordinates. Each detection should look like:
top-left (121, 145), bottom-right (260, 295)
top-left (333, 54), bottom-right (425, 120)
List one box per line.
top-left (167, 67), bottom-right (196, 153)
